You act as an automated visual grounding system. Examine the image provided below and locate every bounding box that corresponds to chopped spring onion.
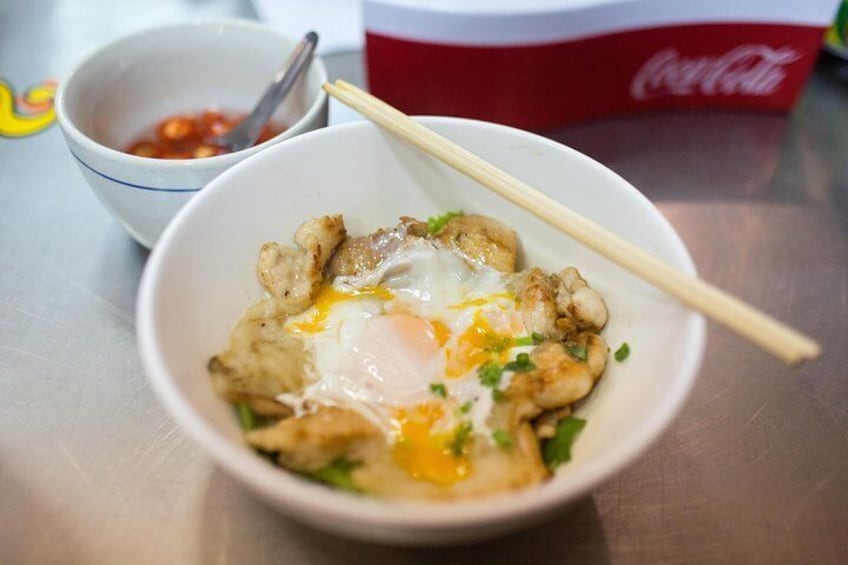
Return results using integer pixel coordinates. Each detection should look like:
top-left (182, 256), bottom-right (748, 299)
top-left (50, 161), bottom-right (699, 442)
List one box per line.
top-left (492, 429), bottom-right (513, 449)
top-left (504, 352), bottom-right (536, 372)
top-left (449, 421), bottom-right (473, 457)
top-left (236, 403), bottom-right (256, 431)
top-left (485, 335), bottom-right (513, 353)
top-left (566, 343), bottom-right (588, 361)
top-left (512, 335), bottom-right (534, 347)
top-left (542, 417), bottom-right (586, 469)
top-left (310, 459), bottom-right (362, 492)
top-left (429, 382), bottom-right (447, 397)
top-left (477, 362), bottom-right (503, 388)
top-left (426, 210), bottom-right (463, 234)
top-left (614, 342), bottom-right (631, 362)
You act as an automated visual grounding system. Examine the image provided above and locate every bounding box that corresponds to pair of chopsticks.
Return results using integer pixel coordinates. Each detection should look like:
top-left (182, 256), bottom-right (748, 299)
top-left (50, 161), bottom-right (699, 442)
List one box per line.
top-left (323, 80), bottom-right (820, 365)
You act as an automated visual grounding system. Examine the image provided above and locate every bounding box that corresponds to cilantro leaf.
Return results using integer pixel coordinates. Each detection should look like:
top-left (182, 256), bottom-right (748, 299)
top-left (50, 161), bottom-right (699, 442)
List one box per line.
top-left (427, 210), bottom-right (463, 234)
top-left (460, 401), bottom-right (473, 414)
top-left (542, 417), bottom-right (586, 469)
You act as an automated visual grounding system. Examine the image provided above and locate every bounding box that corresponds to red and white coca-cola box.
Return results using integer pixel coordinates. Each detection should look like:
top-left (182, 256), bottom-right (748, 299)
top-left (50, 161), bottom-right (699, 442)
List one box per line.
top-left (364, 0), bottom-right (839, 129)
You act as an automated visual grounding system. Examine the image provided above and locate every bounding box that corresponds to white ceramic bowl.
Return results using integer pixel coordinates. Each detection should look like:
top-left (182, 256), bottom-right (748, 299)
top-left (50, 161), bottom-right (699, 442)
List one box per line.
top-left (137, 118), bottom-right (705, 545)
top-left (55, 19), bottom-right (328, 248)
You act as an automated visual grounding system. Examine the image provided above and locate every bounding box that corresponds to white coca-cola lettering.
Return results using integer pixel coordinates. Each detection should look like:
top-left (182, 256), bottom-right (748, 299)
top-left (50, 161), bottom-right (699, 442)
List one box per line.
top-left (630, 45), bottom-right (800, 100)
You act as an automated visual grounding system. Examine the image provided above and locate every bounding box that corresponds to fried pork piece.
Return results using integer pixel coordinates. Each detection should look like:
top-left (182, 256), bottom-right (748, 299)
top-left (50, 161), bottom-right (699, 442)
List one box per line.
top-left (258, 215), bottom-right (346, 314)
top-left (511, 265), bottom-right (608, 341)
top-left (511, 268), bottom-right (559, 339)
top-left (499, 334), bottom-right (608, 428)
top-left (245, 407), bottom-right (383, 472)
top-left (208, 298), bottom-right (304, 417)
top-left (554, 267), bottom-right (608, 332)
top-left (351, 423), bottom-right (549, 499)
top-left (329, 216), bottom-right (427, 276)
top-left (433, 214), bottom-right (518, 272)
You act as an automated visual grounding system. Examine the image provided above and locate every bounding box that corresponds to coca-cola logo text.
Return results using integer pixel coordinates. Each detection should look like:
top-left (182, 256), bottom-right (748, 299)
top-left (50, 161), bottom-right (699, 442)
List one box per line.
top-left (630, 45), bottom-right (800, 100)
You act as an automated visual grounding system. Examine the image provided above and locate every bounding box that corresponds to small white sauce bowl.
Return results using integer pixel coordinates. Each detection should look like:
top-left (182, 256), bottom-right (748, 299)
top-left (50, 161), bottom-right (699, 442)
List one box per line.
top-left (55, 19), bottom-right (328, 248)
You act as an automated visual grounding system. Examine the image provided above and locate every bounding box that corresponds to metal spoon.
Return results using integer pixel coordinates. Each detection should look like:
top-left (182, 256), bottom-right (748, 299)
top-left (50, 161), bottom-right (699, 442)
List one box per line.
top-left (214, 31), bottom-right (318, 153)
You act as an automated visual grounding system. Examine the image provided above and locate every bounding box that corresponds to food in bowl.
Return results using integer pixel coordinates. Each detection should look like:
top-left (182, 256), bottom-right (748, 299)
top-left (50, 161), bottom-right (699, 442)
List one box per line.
top-left (125, 109), bottom-right (285, 159)
top-left (208, 211), bottom-right (610, 499)
top-left (54, 20), bottom-right (329, 248)
top-left (137, 117), bottom-right (705, 543)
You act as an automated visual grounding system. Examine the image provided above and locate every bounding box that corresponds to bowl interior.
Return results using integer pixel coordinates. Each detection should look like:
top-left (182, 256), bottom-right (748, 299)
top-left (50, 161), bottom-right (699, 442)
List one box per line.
top-left (139, 118), bottom-right (704, 540)
top-left (61, 21), bottom-right (323, 152)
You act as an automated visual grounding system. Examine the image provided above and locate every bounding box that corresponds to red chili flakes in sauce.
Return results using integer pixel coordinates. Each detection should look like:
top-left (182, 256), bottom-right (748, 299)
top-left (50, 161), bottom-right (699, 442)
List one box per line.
top-left (125, 109), bottom-right (284, 159)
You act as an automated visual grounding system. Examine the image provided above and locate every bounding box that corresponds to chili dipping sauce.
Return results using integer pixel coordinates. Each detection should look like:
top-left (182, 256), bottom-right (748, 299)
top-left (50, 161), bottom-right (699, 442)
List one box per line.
top-left (125, 109), bottom-right (284, 159)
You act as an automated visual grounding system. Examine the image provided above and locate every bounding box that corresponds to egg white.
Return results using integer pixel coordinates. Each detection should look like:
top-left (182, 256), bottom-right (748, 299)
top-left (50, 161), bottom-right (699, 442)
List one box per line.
top-left (280, 238), bottom-right (532, 437)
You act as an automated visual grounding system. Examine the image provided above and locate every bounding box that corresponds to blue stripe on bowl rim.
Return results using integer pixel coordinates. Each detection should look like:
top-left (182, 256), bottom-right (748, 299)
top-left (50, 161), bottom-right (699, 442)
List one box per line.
top-left (70, 150), bottom-right (202, 193)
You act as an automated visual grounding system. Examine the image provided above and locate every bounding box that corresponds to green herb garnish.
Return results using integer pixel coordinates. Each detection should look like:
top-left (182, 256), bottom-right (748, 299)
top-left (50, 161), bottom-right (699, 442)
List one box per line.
top-left (477, 362), bottom-right (503, 388)
top-left (460, 401), bottom-right (473, 414)
top-left (492, 429), bottom-right (513, 449)
top-left (513, 332), bottom-right (545, 347)
top-left (429, 382), bottom-right (447, 397)
top-left (310, 458), bottom-right (362, 492)
top-left (614, 342), bottom-right (630, 362)
top-left (542, 417), bottom-right (586, 469)
top-left (485, 334), bottom-right (513, 353)
top-left (236, 402), bottom-right (257, 431)
top-left (512, 335), bottom-right (533, 347)
top-left (479, 362), bottom-right (508, 401)
top-left (504, 352), bottom-right (536, 372)
top-left (449, 421), bottom-right (474, 456)
top-left (566, 343), bottom-right (588, 361)
top-left (427, 210), bottom-right (463, 234)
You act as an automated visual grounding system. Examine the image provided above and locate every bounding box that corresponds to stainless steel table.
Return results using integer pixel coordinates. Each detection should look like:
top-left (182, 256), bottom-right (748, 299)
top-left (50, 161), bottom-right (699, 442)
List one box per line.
top-left (2, 1), bottom-right (846, 563)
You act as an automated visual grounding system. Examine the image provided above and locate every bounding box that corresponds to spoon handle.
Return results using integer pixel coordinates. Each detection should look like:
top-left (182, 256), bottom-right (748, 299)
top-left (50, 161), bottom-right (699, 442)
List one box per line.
top-left (223, 31), bottom-right (318, 152)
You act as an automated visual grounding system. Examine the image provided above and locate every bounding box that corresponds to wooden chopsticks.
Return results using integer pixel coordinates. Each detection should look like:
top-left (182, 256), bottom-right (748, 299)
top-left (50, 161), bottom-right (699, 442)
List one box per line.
top-left (323, 79), bottom-right (821, 365)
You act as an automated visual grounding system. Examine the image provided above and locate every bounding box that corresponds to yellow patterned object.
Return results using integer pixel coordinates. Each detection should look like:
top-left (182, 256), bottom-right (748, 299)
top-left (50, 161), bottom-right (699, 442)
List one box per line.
top-left (0, 79), bottom-right (57, 138)
top-left (825, 1), bottom-right (848, 59)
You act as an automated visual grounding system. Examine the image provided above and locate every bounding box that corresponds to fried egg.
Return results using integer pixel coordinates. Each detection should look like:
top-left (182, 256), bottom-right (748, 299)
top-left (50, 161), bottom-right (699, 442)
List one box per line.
top-left (280, 238), bottom-right (534, 485)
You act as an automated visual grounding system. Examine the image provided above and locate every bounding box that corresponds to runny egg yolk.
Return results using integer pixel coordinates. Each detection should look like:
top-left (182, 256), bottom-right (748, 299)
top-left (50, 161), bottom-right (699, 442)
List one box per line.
top-left (381, 313), bottom-right (444, 363)
top-left (391, 403), bottom-right (471, 485)
top-left (448, 291), bottom-right (515, 310)
top-left (445, 310), bottom-right (515, 377)
top-left (429, 319), bottom-right (451, 347)
top-left (287, 285), bottom-right (393, 334)
top-left (287, 274), bottom-right (527, 486)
